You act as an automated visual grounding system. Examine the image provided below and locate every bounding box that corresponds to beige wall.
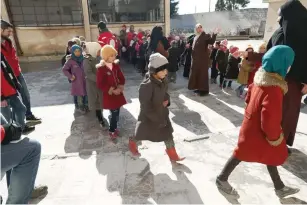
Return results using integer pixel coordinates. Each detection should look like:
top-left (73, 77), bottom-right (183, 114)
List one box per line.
top-left (2, 0), bottom-right (170, 57)
top-left (264, 0), bottom-right (307, 40)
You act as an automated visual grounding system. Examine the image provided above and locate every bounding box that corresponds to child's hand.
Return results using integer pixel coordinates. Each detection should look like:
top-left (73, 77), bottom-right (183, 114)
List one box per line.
top-left (113, 89), bottom-right (121, 95)
top-left (163, 100), bottom-right (169, 107)
top-left (70, 75), bottom-right (76, 81)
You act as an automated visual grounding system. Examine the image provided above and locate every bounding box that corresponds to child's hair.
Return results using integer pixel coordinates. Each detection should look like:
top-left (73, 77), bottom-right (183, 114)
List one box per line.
top-left (101, 45), bottom-right (118, 61)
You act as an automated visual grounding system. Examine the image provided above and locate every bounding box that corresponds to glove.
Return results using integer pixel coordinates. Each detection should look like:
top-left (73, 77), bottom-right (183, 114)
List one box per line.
top-left (1, 123), bottom-right (22, 145)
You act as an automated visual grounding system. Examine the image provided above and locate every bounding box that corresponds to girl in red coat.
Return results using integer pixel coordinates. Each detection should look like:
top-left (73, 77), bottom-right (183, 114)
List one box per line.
top-left (96, 45), bottom-right (127, 140)
top-left (216, 45), bottom-right (299, 198)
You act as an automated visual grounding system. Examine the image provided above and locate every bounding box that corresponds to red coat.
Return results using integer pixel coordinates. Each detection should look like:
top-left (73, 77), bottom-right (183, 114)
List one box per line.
top-left (96, 61), bottom-right (127, 110)
top-left (137, 32), bottom-right (144, 41)
top-left (234, 70), bottom-right (288, 166)
top-left (98, 31), bottom-right (119, 52)
top-left (127, 32), bottom-right (134, 47)
top-left (1, 125), bottom-right (5, 143)
top-left (1, 40), bottom-right (21, 77)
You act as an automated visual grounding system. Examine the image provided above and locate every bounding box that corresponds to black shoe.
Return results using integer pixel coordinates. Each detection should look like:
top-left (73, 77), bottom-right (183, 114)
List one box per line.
top-left (26, 114), bottom-right (42, 123)
top-left (22, 125), bottom-right (35, 134)
top-left (198, 91), bottom-right (209, 96)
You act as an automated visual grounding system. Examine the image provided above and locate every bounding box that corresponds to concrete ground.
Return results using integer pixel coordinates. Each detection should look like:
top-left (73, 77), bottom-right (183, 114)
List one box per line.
top-left (1, 40), bottom-right (307, 204)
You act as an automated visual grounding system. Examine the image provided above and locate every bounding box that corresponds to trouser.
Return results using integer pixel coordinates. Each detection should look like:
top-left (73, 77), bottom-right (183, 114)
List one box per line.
top-left (223, 79), bottom-right (232, 88)
top-left (219, 73), bottom-right (225, 86)
top-left (1, 96), bottom-right (26, 129)
top-left (168, 72), bottom-right (177, 83)
top-left (211, 65), bottom-right (218, 79)
top-left (73, 96), bottom-right (88, 110)
top-left (131, 137), bottom-right (175, 149)
top-left (17, 73), bottom-right (32, 117)
top-left (237, 84), bottom-right (246, 95)
top-left (137, 57), bottom-right (146, 73)
top-left (1, 138), bottom-right (41, 204)
top-left (109, 108), bottom-right (120, 132)
top-left (218, 156), bottom-right (285, 190)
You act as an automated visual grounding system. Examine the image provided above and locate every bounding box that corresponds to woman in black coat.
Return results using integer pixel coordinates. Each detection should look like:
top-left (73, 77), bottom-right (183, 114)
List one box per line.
top-left (267, 0), bottom-right (307, 149)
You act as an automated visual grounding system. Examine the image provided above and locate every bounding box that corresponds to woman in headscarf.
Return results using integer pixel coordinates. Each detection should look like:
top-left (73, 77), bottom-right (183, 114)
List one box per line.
top-left (148, 26), bottom-right (169, 58)
top-left (267, 0), bottom-right (307, 151)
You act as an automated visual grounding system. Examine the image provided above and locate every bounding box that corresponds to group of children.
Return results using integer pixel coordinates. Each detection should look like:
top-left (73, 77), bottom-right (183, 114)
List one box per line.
top-left (210, 40), bottom-right (267, 98)
top-left (61, 34), bottom-right (301, 198)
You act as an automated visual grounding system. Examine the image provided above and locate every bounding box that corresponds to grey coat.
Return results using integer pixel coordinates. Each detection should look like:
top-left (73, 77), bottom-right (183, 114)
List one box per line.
top-left (83, 54), bottom-right (102, 110)
top-left (134, 76), bottom-right (173, 142)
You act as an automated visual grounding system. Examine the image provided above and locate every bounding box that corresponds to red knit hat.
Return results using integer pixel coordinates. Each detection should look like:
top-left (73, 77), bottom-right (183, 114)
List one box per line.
top-left (230, 46), bottom-right (239, 54)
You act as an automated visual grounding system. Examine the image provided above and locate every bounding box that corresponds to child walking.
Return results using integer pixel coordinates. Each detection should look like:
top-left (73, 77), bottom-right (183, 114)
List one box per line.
top-left (223, 46), bottom-right (241, 89)
top-left (129, 53), bottom-right (185, 162)
top-left (215, 39), bottom-right (229, 88)
top-left (96, 45), bottom-right (127, 140)
top-left (216, 45), bottom-right (299, 198)
top-left (167, 40), bottom-right (181, 83)
top-left (62, 45), bottom-right (88, 113)
top-left (83, 42), bottom-right (105, 126)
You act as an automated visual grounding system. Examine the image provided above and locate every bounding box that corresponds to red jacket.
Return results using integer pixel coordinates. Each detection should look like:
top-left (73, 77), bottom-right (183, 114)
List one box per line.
top-left (96, 61), bottom-right (127, 110)
top-left (1, 40), bottom-right (21, 77)
top-left (1, 125), bottom-right (5, 143)
top-left (234, 70), bottom-right (288, 166)
top-left (137, 32), bottom-right (144, 41)
top-left (127, 32), bottom-right (135, 47)
top-left (98, 31), bottom-right (119, 52)
top-left (1, 53), bottom-right (18, 99)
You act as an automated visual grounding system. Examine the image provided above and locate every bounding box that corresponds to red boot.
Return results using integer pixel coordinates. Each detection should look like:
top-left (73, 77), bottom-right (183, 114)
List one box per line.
top-left (166, 147), bottom-right (185, 162)
top-left (129, 138), bottom-right (140, 156)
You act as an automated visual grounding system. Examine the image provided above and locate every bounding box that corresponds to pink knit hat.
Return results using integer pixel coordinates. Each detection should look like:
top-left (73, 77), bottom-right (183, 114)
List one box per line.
top-left (220, 39), bottom-right (228, 48)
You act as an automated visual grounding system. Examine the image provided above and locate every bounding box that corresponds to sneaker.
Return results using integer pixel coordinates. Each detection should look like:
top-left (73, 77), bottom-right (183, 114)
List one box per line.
top-left (109, 132), bottom-right (118, 140)
top-left (22, 125), bottom-right (35, 135)
top-left (26, 114), bottom-right (42, 126)
top-left (216, 178), bottom-right (239, 196)
top-left (275, 186), bottom-right (300, 198)
top-left (31, 185), bottom-right (48, 199)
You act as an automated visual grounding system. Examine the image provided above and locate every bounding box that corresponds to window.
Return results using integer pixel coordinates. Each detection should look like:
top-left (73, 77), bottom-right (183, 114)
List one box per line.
top-left (88, 0), bottom-right (165, 24)
top-left (7, 0), bottom-right (83, 26)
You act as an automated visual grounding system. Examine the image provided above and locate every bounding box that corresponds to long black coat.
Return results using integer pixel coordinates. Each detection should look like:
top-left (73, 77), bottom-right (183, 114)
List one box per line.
top-left (225, 55), bottom-right (241, 80)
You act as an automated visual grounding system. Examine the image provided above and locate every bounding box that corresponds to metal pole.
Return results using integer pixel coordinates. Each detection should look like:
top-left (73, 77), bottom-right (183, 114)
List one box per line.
top-left (209, 0), bottom-right (211, 12)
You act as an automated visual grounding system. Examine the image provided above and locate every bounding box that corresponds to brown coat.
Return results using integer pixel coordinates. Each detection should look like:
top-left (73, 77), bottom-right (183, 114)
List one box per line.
top-left (134, 76), bottom-right (173, 142)
top-left (237, 58), bottom-right (253, 85)
top-left (188, 32), bottom-right (217, 91)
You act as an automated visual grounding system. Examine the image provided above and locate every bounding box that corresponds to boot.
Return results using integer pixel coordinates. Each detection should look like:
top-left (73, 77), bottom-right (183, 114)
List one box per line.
top-left (129, 138), bottom-right (140, 156)
top-left (166, 147), bottom-right (185, 162)
top-left (95, 110), bottom-right (103, 122)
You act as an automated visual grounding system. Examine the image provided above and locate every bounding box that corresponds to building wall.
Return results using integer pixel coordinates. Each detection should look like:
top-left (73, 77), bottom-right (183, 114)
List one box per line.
top-left (264, 0), bottom-right (307, 40)
top-left (1, 0), bottom-right (170, 58)
top-left (171, 8), bottom-right (268, 36)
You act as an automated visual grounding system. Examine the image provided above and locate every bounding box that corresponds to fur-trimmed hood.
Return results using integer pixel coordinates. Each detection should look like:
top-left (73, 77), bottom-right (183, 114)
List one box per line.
top-left (95, 59), bottom-right (120, 69)
top-left (254, 68), bottom-right (288, 94)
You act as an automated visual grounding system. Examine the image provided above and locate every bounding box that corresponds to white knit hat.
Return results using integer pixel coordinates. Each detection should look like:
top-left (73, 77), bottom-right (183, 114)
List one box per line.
top-left (84, 42), bottom-right (101, 57)
top-left (148, 53), bottom-right (168, 74)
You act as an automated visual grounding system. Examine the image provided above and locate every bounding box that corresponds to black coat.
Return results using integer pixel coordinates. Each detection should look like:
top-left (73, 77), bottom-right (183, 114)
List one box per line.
top-left (267, 0), bottom-right (307, 84)
top-left (210, 48), bottom-right (218, 69)
top-left (225, 55), bottom-right (241, 80)
top-left (168, 47), bottom-right (181, 72)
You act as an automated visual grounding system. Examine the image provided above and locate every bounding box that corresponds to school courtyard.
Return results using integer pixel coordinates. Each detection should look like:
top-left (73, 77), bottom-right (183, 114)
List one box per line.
top-left (1, 40), bottom-right (307, 204)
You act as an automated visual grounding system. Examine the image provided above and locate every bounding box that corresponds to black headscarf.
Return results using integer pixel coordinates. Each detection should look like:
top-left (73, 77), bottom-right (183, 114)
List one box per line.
top-left (149, 26), bottom-right (164, 52)
top-left (267, 0), bottom-right (307, 83)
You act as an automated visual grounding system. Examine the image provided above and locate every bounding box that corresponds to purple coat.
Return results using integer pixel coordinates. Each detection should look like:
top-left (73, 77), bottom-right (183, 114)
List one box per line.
top-left (63, 59), bottom-right (87, 96)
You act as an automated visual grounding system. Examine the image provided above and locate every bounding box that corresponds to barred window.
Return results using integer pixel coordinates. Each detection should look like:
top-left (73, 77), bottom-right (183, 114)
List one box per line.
top-left (88, 0), bottom-right (165, 24)
top-left (7, 0), bottom-right (83, 26)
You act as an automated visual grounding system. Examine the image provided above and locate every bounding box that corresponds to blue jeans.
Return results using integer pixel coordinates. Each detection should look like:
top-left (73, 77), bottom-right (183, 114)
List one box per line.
top-left (1, 96), bottom-right (26, 129)
top-left (109, 109), bottom-right (120, 132)
top-left (1, 138), bottom-right (41, 204)
top-left (17, 73), bottom-right (32, 117)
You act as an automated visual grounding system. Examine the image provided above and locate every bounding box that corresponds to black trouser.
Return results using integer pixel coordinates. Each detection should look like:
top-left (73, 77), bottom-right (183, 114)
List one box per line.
top-left (223, 80), bottom-right (232, 88)
top-left (211, 65), bottom-right (218, 79)
top-left (219, 73), bottom-right (225, 87)
top-left (109, 108), bottom-right (120, 132)
top-left (218, 156), bottom-right (285, 190)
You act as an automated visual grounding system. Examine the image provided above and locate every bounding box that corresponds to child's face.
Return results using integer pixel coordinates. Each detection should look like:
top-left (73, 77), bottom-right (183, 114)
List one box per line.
top-left (74, 49), bottom-right (81, 57)
top-left (247, 48), bottom-right (253, 53)
top-left (107, 54), bottom-right (116, 63)
top-left (155, 69), bottom-right (168, 80)
top-left (259, 47), bottom-right (266, 53)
